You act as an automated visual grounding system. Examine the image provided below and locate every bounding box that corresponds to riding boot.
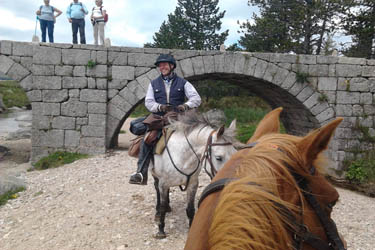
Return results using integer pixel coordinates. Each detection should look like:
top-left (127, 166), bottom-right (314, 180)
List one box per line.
top-left (129, 138), bottom-right (153, 185)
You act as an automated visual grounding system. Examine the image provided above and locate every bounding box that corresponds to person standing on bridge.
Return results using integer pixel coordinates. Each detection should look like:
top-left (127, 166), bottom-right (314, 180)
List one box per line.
top-left (91, 0), bottom-right (107, 45)
top-left (66, 0), bottom-right (88, 44)
top-left (36, 0), bottom-right (62, 43)
top-left (129, 54), bottom-right (202, 185)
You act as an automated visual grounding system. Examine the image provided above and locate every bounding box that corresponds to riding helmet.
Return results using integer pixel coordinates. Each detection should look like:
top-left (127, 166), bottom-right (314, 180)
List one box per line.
top-left (155, 54), bottom-right (177, 68)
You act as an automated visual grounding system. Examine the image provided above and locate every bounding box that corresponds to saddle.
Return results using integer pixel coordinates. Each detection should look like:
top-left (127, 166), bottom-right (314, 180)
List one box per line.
top-left (128, 112), bottom-right (178, 158)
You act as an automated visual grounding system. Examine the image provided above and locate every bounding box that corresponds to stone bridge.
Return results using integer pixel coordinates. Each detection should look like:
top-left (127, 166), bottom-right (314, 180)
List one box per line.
top-left (1, 40), bottom-right (375, 175)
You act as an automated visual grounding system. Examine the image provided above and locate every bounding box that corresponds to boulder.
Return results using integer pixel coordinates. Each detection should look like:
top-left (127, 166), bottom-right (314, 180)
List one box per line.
top-left (0, 174), bottom-right (26, 196)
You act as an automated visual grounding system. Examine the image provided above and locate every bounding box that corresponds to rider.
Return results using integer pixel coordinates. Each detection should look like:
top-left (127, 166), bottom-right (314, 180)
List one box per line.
top-left (129, 54), bottom-right (202, 185)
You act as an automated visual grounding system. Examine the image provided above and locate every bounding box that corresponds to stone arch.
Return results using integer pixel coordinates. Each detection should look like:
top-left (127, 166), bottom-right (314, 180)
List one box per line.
top-left (106, 53), bottom-right (333, 148)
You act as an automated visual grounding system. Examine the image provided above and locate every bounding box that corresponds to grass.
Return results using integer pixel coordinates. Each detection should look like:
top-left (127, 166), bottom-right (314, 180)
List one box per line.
top-left (0, 187), bottom-right (26, 207)
top-left (0, 80), bottom-right (30, 108)
top-left (345, 150), bottom-right (375, 184)
top-left (31, 151), bottom-right (89, 171)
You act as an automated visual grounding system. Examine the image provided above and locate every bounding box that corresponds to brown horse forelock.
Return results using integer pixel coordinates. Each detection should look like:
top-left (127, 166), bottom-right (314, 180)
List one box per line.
top-left (207, 133), bottom-right (339, 250)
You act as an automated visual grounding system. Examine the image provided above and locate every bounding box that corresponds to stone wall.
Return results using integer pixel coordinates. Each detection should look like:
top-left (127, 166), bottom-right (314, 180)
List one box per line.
top-left (1, 40), bottom-right (375, 176)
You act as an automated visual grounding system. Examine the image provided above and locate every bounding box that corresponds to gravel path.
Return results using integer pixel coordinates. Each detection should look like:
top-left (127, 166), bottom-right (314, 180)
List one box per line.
top-left (0, 150), bottom-right (374, 250)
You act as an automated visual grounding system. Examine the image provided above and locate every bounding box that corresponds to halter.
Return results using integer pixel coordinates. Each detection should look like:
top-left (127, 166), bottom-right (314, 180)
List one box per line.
top-left (198, 142), bottom-right (346, 250)
top-left (201, 130), bottom-right (233, 180)
top-left (163, 128), bottom-right (232, 191)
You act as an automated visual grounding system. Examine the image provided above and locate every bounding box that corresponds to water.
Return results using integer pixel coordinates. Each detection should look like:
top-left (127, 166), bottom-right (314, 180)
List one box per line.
top-left (0, 109), bottom-right (32, 139)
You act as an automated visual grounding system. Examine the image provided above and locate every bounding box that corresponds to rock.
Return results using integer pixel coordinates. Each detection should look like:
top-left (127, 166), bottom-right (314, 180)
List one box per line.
top-left (0, 174), bottom-right (26, 196)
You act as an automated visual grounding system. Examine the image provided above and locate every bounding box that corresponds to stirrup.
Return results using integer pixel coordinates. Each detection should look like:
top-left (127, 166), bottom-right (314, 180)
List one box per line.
top-left (129, 172), bottom-right (146, 185)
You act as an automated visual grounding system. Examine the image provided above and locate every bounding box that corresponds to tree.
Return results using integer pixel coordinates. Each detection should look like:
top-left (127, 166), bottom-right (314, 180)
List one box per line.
top-left (238, 0), bottom-right (345, 55)
top-left (341, 0), bottom-right (375, 59)
top-left (145, 0), bottom-right (229, 50)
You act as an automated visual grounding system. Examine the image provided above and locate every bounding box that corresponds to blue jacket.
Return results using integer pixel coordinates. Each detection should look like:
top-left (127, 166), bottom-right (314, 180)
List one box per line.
top-left (151, 74), bottom-right (186, 115)
top-left (66, 2), bottom-right (88, 19)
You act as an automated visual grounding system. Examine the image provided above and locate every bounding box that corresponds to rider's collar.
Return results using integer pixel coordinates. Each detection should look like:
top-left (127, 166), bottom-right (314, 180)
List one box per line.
top-left (161, 72), bottom-right (175, 83)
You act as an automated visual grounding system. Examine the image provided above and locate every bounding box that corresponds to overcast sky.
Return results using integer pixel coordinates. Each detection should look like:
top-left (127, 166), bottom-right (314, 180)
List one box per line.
top-left (0, 0), bottom-right (257, 47)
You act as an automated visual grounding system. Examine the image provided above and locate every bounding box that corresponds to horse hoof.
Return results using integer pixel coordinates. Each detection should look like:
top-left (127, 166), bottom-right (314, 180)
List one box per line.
top-left (166, 206), bottom-right (172, 213)
top-left (154, 232), bottom-right (167, 239)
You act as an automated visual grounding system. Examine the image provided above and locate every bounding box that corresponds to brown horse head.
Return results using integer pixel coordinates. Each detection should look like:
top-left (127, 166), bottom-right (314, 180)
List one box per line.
top-left (185, 108), bottom-right (345, 250)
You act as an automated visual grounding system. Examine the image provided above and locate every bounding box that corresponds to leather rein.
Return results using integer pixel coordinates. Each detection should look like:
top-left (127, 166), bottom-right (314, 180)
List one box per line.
top-left (198, 142), bottom-right (346, 250)
top-left (164, 129), bottom-right (232, 191)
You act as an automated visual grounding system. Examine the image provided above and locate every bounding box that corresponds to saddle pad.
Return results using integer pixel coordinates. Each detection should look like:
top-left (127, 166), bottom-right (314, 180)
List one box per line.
top-left (155, 128), bottom-right (175, 155)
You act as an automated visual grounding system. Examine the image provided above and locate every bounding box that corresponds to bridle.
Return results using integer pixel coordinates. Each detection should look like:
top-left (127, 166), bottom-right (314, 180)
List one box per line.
top-left (201, 130), bottom-right (233, 180)
top-left (163, 128), bottom-right (232, 191)
top-left (198, 142), bottom-right (347, 250)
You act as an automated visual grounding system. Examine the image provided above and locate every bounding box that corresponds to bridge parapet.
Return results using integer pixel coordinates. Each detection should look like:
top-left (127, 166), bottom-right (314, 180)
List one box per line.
top-left (1, 40), bottom-right (375, 176)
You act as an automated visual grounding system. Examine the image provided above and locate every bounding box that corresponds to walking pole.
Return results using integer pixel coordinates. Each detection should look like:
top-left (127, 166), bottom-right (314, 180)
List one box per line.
top-left (32, 16), bottom-right (40, 43)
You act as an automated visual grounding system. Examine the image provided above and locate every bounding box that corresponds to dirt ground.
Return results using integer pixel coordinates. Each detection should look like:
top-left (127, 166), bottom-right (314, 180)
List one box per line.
top-left (0, 119), bottom-right (374, 250)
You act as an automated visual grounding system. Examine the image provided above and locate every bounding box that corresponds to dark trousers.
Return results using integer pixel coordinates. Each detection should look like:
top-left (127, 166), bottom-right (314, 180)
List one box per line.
top-left (40, 19), bottom-right (54, 43)
top-left (71, 18), bottom-right (86, 44)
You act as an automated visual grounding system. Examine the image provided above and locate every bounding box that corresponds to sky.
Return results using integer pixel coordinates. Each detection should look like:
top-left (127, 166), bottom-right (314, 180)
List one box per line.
top-left (0, 0), bottom-right (257, 47)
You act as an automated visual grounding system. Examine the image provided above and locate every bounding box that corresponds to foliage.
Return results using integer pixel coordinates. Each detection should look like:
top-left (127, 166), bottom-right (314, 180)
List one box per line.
top-left (130, 104), bottom-right (149, 117)
top-left (318, 93), bottom-right (329, 103)
top-left (346, 158), bottom-right (375, 184)
top-left (32, 151), bottom-right (89, 171)
top-left (0, 81), bottom-right (30, 108)
top-left (0, 187), bottom-right (25, 207)
top-left (87, 60), bottom-right (96, 69)
top-left (296, 71), bottom-right (310, 84)
top-left (145, 0), bottom-right (228, 50)
top-left (239, 0), bottom-right (345, 54)
top-left (341, 0), bottom-right (375, 59)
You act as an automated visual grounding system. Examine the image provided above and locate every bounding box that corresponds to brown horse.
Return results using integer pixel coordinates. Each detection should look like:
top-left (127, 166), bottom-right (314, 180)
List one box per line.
top-left (184, 107), bottom-right (346, 250)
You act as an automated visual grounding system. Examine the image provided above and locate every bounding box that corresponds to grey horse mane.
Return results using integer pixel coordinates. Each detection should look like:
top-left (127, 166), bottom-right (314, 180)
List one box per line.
top-left (168, 109), bottom-right (237, 143)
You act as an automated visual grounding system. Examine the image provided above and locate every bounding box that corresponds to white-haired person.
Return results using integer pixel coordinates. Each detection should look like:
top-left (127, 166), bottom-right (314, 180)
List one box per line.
top-left (91, 0), bottom-right (107, 45)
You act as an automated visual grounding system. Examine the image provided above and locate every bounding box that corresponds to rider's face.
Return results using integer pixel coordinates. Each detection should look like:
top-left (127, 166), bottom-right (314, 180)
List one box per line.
top-left (158, 62), bottom-right (173, 76)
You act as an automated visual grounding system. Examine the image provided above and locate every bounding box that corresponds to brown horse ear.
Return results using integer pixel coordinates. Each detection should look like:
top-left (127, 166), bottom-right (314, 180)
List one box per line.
top-left (217, 125), bottom-right (225, 137)
top-left (297, 118), bottom-right (343, 164)
top-left (247, 107), bottom-right (283, 143)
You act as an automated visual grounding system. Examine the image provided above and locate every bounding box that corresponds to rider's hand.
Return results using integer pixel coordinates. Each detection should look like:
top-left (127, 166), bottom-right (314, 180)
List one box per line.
top-left (177, 104), bottom-right (189, 112)
top-left (159, 104), bottom-right (169, 113)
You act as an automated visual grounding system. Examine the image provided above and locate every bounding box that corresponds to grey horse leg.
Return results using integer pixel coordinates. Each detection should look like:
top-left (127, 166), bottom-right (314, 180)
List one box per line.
top-left (154, 177), bottom-right (171, 222)
top-left (154, 185), bottom-right (169, 239)
top-left (186, 181), bottom-right (198, 227)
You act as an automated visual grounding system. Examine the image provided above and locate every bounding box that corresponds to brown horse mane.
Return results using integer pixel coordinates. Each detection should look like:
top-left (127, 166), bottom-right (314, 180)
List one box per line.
top-left (208, 132), bottom-right (330, 250)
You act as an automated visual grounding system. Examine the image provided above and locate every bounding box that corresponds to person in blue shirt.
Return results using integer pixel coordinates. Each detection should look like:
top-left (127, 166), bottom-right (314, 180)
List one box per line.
top-left (66, 0), bottom-right (88, 44)
top-left (36, 0), bottom-right (62, 43)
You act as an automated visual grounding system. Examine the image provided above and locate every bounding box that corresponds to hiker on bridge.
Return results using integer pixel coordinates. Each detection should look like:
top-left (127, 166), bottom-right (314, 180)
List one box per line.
top-left (129, 54), bottom-right (202, 185)
top-left (66, 0), bottom-right (88, 44)
top-left (91, 0), bottom-right (107, 45)
top-left (36, 0), bottom-right (62, 43)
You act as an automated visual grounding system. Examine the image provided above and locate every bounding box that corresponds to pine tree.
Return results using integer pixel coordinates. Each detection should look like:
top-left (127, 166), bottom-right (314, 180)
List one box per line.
top-left (239, 0), bottom-right (344, 54)
top-left (145, 0), bottom-right (228, 50)
top-left (341, 0), bottom-right (375, 59)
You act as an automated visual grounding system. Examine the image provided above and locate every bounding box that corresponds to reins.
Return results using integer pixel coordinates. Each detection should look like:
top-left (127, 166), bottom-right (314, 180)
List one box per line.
top-left (164, 129), bottom-right (201, 191)
top-left (164, 128), bottom-right (233, 191)
top-left (201, 131), bottom-right (232, 180)
top-left (198, 142), bottom-right (347, 250)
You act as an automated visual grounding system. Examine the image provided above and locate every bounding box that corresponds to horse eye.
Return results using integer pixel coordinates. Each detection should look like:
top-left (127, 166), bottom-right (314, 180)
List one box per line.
top-left (215, 156), bottom-right (223, 161)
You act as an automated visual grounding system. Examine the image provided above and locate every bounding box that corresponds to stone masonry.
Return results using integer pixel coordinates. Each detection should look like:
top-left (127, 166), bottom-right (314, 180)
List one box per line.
top-left (1, 40), bottom-right (375, 176)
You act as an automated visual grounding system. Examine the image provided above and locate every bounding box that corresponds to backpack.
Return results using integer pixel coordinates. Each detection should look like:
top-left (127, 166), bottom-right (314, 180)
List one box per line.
top-left (100, 6), bottom-right (108, 22)
top-left (92, 6), bottom-right (108, 23)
